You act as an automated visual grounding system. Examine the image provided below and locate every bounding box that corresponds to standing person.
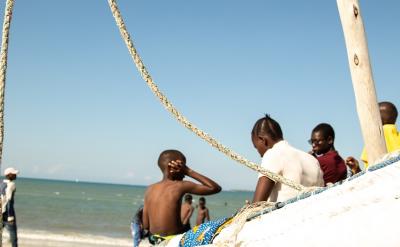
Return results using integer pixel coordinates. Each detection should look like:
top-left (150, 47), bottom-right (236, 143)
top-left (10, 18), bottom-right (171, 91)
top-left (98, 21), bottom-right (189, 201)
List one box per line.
top-left (1, 167), bottom-right (19, 247)
top-left (309, 123), bottom-right (347, 185)
top-left (180, 194), bottom-right (194, 232)
top-left (251, 115), bottom-right (324, 202)
top-left (196, 197), bottom-right (210, 225)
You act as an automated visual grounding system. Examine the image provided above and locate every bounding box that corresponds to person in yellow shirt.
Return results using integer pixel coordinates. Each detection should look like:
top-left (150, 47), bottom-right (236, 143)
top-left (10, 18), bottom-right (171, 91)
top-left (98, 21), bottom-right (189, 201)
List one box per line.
top-left (360, 101), bottom-right (400, 167)
top-left (347, 102), bottom-right (400, 170)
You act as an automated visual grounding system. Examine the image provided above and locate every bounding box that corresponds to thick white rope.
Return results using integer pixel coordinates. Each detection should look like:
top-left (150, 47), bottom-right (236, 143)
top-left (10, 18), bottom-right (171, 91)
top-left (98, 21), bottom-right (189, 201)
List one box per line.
top-left (0, 0), bottom-right (15, 245)
top-left (107, 0), bottom-right (306, 192)
top-left (0, 0), bottom-right (13, 167)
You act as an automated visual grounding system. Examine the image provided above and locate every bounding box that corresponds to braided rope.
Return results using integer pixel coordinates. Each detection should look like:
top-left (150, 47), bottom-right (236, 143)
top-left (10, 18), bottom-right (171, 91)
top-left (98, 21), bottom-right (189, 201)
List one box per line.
top-left (0, 0), bottom-right (14, 167)
top-left (107, 0), bottom-right (305, 191)
top-left (0, 0), bottom-right (15, 245)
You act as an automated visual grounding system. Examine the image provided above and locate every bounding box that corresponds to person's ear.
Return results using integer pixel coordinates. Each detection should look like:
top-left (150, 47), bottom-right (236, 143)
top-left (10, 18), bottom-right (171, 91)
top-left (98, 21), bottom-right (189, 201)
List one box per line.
top-left (259, 136), bottom-right (268, 147)
top-left (328, 136), bottom-right (333, 145)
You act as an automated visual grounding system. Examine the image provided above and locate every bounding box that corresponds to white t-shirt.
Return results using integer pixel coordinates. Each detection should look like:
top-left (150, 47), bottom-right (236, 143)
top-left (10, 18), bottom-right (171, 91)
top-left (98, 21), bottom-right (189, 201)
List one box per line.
top-left (258, 140), bottom-right (324, 202)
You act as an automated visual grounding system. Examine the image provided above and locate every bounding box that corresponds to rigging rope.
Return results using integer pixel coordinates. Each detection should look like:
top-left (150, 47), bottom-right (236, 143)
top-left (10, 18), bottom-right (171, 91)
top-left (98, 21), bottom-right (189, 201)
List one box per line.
top-left (0, 0), bottom-right (15, 245)
top-left (107, 0), bottom-right (306, 192)
top-left (0, 0), bottom-right (14, 168)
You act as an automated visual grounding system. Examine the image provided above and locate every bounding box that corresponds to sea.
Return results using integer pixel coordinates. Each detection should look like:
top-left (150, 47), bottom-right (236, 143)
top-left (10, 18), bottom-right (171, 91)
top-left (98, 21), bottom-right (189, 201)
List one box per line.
top-left (12, 178), bottom-right (253, 245)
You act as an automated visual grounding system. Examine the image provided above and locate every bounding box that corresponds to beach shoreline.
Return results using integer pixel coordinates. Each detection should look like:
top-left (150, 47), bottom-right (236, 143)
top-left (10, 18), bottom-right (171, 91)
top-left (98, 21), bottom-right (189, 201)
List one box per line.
top-left (2, 229), bottom-right (132, 247)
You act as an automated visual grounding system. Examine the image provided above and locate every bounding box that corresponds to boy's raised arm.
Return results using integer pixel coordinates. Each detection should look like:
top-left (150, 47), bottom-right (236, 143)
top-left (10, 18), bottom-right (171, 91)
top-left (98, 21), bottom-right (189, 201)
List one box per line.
top-left (169, 160), bottom-right (221, 195)
top-left (185, 168), bottom-right (221, 194)
top-left (184, 166), bottom-right (221, 195)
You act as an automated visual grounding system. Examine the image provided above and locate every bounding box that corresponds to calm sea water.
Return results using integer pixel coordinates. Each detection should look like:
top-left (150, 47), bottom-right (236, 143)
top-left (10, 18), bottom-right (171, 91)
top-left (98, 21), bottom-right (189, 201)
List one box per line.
top-left (14, 178), bottom-right (252, 241)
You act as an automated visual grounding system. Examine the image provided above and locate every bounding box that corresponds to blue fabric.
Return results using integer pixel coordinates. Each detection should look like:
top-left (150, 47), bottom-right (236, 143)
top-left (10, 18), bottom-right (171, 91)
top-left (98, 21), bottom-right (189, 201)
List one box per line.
top-left (130, 206), bottom-right (144, 247)
top-left (131, 221), bottom-right (141, 247)
top-left (179, 217), bottom-right (230, 247)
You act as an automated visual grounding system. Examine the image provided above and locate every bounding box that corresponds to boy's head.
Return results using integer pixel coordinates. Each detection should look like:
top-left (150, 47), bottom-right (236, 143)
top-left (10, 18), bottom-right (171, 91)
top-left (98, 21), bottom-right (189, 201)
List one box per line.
top-left (251, 114), bottom-right (283, 157)
top-left (379, 101), bottom-right (397, 125)
top-left (199, 197), bottom-right (206, 208)
top-left (310, 123), bottom-right (335, 155)
top-left (184, 194), bottom-right (193, 204)
top-left (158, 150), bottom-right (186, 180)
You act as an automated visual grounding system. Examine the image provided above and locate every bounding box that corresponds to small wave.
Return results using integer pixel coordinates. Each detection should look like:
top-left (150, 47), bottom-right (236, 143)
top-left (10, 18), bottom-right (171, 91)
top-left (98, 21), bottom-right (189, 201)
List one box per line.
top-left (17, 229), bottom-right (131, 246)
top-left (54, 192), bottom-right (60, 196)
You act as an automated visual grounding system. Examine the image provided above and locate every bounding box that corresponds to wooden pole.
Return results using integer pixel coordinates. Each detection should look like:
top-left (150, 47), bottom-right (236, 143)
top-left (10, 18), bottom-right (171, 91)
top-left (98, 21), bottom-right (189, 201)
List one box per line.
top-left (336, 0), bottom-right (387, 165)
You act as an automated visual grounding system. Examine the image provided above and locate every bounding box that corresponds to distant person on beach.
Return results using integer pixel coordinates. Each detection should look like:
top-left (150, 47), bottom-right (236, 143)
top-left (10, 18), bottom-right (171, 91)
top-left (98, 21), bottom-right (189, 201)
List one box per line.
top-left (347, 101), bottom-right (400, 171)
top-left (1, 167), bottom-right (19, 247)
top-left (251, 115), bottom-right (324, 202)
top-left (196, 197), bottom-right (210, 225)
top-left (142, 150), bottom-right (221, 244)
top-left (181, 194), bottom-right (194, 232)
top-left (309, 123), bottom-right (347, 185)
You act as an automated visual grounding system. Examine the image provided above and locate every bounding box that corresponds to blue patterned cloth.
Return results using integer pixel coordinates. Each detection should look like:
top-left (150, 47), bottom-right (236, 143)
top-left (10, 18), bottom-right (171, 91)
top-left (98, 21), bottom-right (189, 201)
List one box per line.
top-left (130, 206), bottom-right (144, 247)
top-left (179, 217), bottom-right (232, 247)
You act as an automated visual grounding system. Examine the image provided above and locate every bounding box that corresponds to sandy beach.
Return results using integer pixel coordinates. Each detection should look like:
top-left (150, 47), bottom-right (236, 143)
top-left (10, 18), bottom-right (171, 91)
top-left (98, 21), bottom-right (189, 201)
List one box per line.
top-left (2, 229), bottom-right (132, 247)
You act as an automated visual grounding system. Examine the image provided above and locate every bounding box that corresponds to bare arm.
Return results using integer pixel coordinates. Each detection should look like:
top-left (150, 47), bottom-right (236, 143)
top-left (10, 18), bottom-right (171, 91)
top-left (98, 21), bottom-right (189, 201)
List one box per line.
top-left (181, 206), bottom-right (193, 225)
top-left (205, 208), bottom-right (210, 222)
top-left (183, 168), bottom-right (221, 195)
top-left (253, 176), bottom-right (275, 203)
top-left (345, 156), bottom-right (361, 175)
top-left (142, 193), bottom-right (149, 230)
top-left (169, 160), bottom-right (221, 195)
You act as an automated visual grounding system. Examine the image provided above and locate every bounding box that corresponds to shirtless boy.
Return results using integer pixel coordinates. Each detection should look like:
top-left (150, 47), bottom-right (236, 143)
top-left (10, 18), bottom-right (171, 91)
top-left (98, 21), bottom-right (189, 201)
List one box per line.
top-left (180, 194), bottom-right (194, 232)
top-left (196, 197), bottom-right (210, 225)
top-left (142, 150), bottom-right (221, 240)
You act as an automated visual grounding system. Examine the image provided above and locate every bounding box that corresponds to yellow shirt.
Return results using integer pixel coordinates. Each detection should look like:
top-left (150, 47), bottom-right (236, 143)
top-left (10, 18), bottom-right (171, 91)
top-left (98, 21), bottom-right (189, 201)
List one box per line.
top-left (361, 124), bottom-right (400, 168)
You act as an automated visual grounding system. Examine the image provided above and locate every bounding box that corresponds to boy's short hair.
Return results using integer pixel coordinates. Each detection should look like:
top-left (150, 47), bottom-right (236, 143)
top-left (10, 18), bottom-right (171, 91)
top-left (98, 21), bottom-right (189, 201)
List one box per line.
top-left (199, 197), bottom-right (206, 203)
top-left (184, 194), bottom-right (193, 202)
top-left (251, 114), bottom-right (283, 141)
top-left (312, 123), bottom-right (335, 141)
top-left (157, 150), bottom-right (186, 171)
top-left (379, 101), bottom-right (398, 124)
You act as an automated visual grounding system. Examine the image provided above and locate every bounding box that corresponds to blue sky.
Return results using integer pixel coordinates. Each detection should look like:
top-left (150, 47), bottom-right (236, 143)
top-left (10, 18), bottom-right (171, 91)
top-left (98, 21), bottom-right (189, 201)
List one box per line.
top-left (0, 1), bottom-right (399, 190)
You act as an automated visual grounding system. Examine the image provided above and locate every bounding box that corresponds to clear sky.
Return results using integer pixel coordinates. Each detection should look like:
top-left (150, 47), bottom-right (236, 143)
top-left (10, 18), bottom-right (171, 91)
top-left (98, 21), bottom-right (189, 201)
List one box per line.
top-left (0, 1), bottom-right (399, 190)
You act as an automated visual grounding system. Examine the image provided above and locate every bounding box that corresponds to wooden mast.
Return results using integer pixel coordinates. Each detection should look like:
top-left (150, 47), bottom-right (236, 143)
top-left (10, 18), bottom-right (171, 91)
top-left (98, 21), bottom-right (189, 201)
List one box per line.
top-left (336, 0), bottom-right (387, 165)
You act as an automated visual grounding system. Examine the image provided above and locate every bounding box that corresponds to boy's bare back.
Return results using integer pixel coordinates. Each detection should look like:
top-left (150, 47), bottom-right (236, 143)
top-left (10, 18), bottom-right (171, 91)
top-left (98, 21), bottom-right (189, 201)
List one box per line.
top-left (144, 180), bottom-right (186, 235)
top-left (142, 150), bottom-right (221, 236)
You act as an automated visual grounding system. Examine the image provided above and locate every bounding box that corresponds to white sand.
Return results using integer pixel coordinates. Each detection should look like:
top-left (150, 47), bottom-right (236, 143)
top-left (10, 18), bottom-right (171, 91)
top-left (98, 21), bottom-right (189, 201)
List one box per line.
top-left (2, 229), bottom-right (132, 247)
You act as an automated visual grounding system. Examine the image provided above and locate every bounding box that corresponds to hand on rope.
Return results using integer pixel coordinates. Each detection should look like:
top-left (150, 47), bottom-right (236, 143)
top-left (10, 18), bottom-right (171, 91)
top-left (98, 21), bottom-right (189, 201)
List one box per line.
top-left (107, 0), bottom-right (306, 192)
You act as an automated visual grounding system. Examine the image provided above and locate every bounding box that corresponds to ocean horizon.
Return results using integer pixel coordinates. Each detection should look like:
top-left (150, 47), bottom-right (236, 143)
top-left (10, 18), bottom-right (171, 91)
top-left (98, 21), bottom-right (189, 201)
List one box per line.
top-left (10, 177), bottom-right (253, 245)
top-left (16, 176), bottom-right (253, 192)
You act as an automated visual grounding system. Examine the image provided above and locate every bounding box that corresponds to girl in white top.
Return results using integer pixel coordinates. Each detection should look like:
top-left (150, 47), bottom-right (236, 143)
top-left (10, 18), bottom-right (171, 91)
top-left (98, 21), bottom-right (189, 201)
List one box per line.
top-left (251, 115), bottom-right (324, 202)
